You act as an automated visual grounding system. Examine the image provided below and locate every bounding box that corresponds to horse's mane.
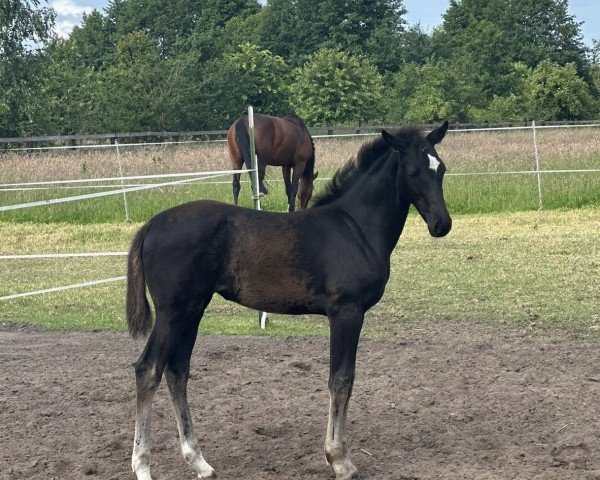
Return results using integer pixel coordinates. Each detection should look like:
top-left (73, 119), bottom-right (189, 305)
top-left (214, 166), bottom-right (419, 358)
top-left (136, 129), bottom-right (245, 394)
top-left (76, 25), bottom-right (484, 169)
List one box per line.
top-left (311, 126), bottom-right (423, 207)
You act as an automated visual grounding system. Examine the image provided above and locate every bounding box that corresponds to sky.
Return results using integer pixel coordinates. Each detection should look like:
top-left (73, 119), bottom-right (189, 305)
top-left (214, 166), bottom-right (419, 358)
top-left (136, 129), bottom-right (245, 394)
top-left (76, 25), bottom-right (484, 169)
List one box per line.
top-left (51, 0), bottom-right (599, 48)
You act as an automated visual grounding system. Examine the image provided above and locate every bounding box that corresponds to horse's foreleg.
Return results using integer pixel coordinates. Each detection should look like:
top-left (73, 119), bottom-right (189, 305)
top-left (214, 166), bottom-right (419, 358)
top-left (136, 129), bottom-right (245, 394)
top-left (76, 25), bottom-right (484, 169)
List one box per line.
top-left (166, 308), bottom-right (216, 478)
top-left (325, 305), bottom-right (364, 480)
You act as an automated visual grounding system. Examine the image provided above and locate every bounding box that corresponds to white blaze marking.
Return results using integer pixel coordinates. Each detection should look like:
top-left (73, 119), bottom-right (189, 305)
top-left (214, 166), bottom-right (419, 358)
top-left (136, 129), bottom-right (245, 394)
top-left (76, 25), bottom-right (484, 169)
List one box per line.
top-left (428, 154), bottom-right (440, 173)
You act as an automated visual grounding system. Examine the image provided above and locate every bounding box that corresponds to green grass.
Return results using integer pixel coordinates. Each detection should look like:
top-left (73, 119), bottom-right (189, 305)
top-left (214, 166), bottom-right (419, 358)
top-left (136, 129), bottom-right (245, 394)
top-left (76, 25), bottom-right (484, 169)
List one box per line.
top-left (1, 153), bottom-right (598, 223)
top-left (1, 208), bottom-right (598, 338)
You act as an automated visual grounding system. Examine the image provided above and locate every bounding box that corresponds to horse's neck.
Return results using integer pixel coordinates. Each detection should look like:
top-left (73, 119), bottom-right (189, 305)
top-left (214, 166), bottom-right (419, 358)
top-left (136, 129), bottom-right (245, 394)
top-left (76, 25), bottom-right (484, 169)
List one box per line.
top-left (336, 160), bottom-right (409, 256)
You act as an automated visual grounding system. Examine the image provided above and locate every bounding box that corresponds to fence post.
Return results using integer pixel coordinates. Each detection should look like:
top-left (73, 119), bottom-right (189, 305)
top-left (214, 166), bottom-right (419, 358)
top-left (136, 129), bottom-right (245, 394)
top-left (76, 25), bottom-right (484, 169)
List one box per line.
top-left (532, 120), bottom-right (543, 210)
top-left (248, 106), bottom-right (261, 212)
top-left (114, 140), bottom-right (131, 221)
top-left (247, 106), bottom-right (267, 329)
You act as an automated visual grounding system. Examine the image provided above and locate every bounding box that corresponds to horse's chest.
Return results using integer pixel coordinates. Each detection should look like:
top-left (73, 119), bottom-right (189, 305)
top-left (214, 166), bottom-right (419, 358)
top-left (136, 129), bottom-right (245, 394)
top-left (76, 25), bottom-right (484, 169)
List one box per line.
top-left (325, 260), bottom-right (389, 308)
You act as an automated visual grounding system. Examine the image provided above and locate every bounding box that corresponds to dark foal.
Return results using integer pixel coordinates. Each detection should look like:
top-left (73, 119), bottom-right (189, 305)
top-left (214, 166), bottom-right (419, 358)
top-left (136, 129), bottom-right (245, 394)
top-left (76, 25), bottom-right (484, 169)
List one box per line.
top-left (227, 113), bottom-right (318, 211)
top-left (127, 122), bottom-right (452, 480)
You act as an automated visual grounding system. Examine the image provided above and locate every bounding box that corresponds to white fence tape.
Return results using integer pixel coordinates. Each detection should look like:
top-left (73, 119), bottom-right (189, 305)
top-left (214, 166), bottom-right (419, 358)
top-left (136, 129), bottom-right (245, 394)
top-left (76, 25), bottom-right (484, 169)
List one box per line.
top-left (0, 169), bottom-right (249, 212)
top-left (0, 252), bottom-right (127, 259)
top-left (1, 121), bottom-right (598, 303)
top-left (0, 276), bottom-right (126, 301)
top-left (3, 139), bottom-right (228, 152)
top-left (0, 169), bottom-right (251, 189)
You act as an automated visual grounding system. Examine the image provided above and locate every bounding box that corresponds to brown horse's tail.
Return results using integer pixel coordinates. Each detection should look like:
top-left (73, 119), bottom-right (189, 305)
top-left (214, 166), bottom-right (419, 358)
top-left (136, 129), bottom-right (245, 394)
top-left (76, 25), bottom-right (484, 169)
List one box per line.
top-left (303, 133), bottom-right (316, 181)
top-left (126, 222), bottom-right (153, 339)
top-left (234, 117), bottom-right (253, 172)
top-left (296, 116), bottom-right (315, 182)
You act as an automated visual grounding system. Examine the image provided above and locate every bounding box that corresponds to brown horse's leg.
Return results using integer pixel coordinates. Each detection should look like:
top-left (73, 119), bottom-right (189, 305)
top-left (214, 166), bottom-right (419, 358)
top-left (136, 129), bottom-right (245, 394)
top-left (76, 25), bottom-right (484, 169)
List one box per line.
top-left (282, 166), bottom-right (292, 211)
top-left (325, 305), bottom-right (364, 480)
top-left (132, 306), bottom-right (203, 480)
top-left (232, 172), bottom-right (241, 205)
top-left (289, 165), bottom-right (304, 212)
top-left (258, 162), bottom-right (268, 195)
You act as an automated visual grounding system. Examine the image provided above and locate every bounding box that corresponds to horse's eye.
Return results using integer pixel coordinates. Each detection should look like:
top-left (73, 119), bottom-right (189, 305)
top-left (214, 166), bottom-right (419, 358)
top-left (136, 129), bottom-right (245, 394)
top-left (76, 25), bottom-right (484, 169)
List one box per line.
top-left (409, 168), bottom-right (420, 178)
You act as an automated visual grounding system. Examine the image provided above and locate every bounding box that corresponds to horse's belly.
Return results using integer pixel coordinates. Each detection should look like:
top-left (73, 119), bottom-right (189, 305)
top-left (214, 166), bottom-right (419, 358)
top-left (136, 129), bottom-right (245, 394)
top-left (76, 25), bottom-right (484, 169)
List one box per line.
top-left (216, 273), bottom-right (318, 315)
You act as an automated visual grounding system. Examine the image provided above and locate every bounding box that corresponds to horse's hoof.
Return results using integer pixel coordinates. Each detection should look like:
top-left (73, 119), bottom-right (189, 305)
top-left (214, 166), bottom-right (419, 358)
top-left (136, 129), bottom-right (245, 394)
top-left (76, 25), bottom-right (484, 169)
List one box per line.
top-left (198, 472), bottom-right (217, 479)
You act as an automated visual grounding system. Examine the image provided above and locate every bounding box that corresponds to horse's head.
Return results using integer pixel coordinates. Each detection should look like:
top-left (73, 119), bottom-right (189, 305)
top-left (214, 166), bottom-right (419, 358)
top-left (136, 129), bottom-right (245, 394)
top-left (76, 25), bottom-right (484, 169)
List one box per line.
top-left (382, 122), bottom-right (452, 237)
top-left (298, 171), bottom-right (318, 209)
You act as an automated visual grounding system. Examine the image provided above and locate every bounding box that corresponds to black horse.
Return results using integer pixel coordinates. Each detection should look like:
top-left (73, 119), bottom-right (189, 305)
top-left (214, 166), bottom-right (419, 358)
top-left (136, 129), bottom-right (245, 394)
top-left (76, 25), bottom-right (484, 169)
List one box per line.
top-left (127, 122), bottom-right (451, 480)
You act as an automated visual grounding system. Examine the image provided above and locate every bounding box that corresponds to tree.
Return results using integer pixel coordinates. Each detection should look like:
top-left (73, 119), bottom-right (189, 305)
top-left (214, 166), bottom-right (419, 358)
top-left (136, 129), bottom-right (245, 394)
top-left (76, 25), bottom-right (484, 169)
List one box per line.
top-left (105, 0), bottom-right (260, 57)
top-left (388, 59), bottom-right (483, 123)
top-left (525, 61), bottom-right (596, 120)
top-left (224, 43), bottom-right (291, 115)
top-left (0, 0), bottom-right (55, 136)
top-left (189, 44), bottom-right (291, 129)
top-left (67, 10), bottom-right (114, 70)
top-left (91, 31), bottom-right (200, 132)
top-left (432, 0), bottom-right (589, 101)
top-left (289, 48), bottom-right (384, 125)
top-left (259, 0), bottom-right (406, 72)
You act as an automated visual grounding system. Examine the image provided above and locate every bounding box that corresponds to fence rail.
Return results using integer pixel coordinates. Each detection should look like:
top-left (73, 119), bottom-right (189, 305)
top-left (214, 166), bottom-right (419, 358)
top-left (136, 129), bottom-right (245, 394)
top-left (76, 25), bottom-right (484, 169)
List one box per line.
top-left (2, 120), bottom-right (599, 147)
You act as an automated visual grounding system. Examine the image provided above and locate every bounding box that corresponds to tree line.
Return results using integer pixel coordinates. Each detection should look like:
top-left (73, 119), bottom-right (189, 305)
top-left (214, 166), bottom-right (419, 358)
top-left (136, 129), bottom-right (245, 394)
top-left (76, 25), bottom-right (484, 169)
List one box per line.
top-left (1, 0), bottom-right (599, 137)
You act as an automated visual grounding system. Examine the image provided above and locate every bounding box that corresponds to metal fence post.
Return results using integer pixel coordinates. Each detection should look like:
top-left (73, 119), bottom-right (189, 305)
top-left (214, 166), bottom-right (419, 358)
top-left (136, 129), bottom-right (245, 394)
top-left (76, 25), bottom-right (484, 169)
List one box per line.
top-left (114, 140), bottom-right (131, 221)
top-left (532, 120), bottom-right (543, 210)
top-left (247, 106), bottom-right (267, 329)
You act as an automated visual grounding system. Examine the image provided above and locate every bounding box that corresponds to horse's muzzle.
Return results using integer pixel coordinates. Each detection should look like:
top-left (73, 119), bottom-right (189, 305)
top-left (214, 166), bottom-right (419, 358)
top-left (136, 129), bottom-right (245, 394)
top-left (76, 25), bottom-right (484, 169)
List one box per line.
top-left (429, 215), bottom-right (452, 237)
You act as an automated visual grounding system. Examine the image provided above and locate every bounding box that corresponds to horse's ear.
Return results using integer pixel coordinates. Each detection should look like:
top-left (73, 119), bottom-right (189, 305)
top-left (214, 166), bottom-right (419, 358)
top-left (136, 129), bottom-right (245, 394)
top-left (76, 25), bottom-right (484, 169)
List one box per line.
top-left (382, 129), bottom-right (410, 153)
top-left (313, 171), bottom-right (319, 180)
top-left (427, 121), bottom-right (449, 145)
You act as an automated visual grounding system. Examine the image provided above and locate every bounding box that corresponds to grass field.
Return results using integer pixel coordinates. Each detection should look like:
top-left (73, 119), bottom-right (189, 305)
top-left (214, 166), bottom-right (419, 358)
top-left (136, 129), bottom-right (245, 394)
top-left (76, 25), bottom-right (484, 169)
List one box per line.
top-left (0, 127), bottom-right (598, 223)
top-left (1, 208), bottom-right (598, 338)
top-left (1, 127), bottom-right (598, 338)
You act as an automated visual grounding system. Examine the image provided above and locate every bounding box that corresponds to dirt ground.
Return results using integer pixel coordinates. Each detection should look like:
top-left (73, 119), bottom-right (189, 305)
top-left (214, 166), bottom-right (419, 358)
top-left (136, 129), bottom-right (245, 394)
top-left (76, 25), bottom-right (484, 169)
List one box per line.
top-left (1, 322), bottom-right (599, 480)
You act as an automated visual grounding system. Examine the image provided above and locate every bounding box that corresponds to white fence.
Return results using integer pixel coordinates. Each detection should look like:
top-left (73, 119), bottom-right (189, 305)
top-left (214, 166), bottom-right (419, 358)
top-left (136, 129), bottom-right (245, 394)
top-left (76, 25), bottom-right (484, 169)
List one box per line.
top-left (1, 121), bottom-right (599, 302)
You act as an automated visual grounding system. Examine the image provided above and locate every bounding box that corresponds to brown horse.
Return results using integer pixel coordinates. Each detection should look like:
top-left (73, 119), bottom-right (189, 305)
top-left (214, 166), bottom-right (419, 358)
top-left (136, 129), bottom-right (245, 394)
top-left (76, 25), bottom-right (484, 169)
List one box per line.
top-left (227, 113), bottom-right (318, 211)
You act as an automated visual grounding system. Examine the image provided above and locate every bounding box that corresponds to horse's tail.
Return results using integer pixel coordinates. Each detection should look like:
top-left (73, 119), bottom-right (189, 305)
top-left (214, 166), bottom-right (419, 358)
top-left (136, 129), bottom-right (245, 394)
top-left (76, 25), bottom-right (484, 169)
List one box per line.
top-left (298, 118), bottom-right (316, 181)
top-left (235, 117), bottom-right (253, 172)
top-left (303, 133), bottom-right (316, 181)
top-left (126, 222), bottom-right (153, 339)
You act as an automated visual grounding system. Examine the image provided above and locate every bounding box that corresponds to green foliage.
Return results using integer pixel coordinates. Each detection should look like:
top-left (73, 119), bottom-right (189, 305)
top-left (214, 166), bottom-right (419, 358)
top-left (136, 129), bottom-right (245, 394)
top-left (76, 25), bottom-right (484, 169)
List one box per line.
top-left (225, 43), bottom-right (291, 114)
top-left (388, 60), bottom-right (482, 123)
top-left (289, 49), bottom-right (384, 126)
top-left (0, 0), bottom-right (55, 136)
top-left (258, 0), bottom-right (406, 70)
top-left (66, 10), bottom-right (113, 70)
top-left (525, 61), bottom-right (596, 120)
top-left (0, 0), bottom-right (597, 137)
top-left (433, 0), bottom-right (589, 103)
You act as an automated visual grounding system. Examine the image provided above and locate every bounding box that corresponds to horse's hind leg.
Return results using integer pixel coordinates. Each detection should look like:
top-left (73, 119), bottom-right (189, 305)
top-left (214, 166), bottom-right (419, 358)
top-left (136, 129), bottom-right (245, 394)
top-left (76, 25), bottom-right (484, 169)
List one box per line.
top-left (325, 305), bottom-right (364, 480)
top-left (282, 166), bottom-right (292, 211)
top-left (232, 173), bottom-right (241, 205)
top-left (166, 302), bottom-right (216, 478)
top-left (132, 305), bottom-right (205, 480)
